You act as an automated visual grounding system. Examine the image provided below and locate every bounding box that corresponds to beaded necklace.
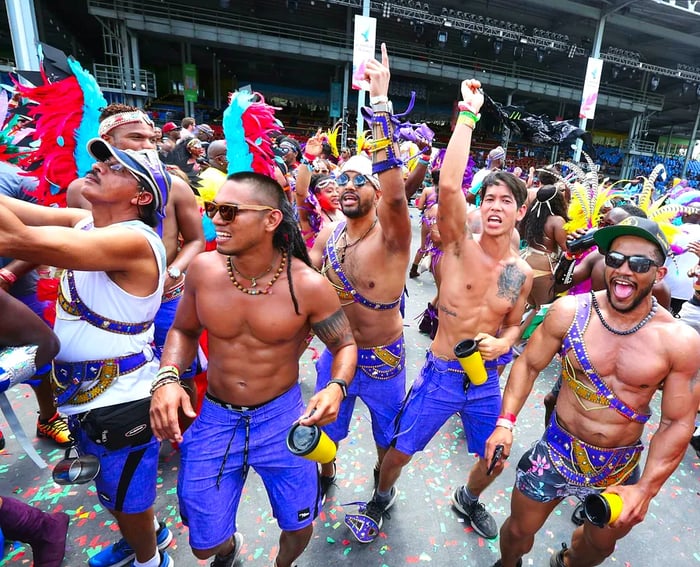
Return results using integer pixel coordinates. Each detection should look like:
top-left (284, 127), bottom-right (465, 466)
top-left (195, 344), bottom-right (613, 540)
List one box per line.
top-left (590, 291), bottom-right (658, 336)
top-left (227, 252), bottom-right (286, 296)
top-left (230, 261), bottom-right (272, 288)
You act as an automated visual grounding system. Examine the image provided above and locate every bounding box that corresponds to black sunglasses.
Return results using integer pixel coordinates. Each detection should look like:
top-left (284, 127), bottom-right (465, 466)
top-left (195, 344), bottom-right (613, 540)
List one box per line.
top-left (203, 201), bottom-right (276, 222)
top-left (604, 251), bottom-right (660, 273)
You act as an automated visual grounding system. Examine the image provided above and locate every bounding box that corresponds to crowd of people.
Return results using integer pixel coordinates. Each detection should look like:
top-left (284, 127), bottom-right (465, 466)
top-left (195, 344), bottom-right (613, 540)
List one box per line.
top-left (1, 40), bottom-right (700, 567)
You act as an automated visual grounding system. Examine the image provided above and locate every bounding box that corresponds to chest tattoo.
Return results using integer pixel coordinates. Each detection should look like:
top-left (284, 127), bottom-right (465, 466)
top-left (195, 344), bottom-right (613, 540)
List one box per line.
top-left (497, 264), bottom-right (526, 305)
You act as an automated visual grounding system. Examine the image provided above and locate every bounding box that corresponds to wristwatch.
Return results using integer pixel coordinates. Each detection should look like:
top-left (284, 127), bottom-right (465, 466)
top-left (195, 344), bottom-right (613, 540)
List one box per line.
top-left (167, 266), bottom-right (182, 279)
top-left (326, 378), bottom-right (348, 400)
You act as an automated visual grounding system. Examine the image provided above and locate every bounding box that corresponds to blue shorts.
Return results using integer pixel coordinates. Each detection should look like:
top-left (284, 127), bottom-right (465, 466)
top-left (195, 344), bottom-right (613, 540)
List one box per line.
top-left (178, 385), bottom-right (321, 551)
top-left (515, 418), bottom-right (641, 503)
top-left (315, 337), bottom-right (406, 450)
top-left (496, 348), bottom-right (513, 367)
top-left (153, 292), bottom-right (197, 379)
top-left (392, 351), bottom-right (501, 459)
top-left (71, 420), bottom-right (160, 514)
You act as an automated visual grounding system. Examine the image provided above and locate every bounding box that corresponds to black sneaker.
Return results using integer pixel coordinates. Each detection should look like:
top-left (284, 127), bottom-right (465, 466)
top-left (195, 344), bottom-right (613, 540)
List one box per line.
top-left (320, 462), bottom-right (336, 504)
top-left (210, 533), bottom-right (243, 567)
top-left (344, 487), bottom-right (399, 544)
top-left (451, 486), bottom-right (498, 539)
top-left (365, 486), bottom-right (399, 531)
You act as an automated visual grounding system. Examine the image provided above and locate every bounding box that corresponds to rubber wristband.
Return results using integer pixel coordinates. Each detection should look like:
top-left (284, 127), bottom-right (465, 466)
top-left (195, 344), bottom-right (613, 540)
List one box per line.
top-left (456, 114), bottom-right (476, 129)
top-left (418, 158), bottom-right (431, 167)
top-left (459, 110), bottom-right (480, 123)
top-left (499, 412), bottom-right (517, 424)
top-left (303, 151), bottom-right (316, 162)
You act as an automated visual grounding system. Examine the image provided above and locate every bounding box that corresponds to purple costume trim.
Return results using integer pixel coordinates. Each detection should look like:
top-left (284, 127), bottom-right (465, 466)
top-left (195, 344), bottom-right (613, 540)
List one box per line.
top-left (560, 293), bottom-right (650, 424)
top-left (545, 413), bottom-right (643, 487)
top-left (58, 270), bottom-right (153, 335)
top-left (325, 222), bottom-right (401, 310)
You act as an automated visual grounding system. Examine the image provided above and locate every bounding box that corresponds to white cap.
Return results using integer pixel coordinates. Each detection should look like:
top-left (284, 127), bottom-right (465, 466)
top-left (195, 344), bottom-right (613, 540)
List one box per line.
top-left (340, 155), bottom-right (380, 189)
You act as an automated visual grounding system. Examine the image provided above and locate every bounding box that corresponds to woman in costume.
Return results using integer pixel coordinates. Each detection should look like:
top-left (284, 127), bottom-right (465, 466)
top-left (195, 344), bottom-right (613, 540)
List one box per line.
top-left (519, 185), bottom-right (570, 309)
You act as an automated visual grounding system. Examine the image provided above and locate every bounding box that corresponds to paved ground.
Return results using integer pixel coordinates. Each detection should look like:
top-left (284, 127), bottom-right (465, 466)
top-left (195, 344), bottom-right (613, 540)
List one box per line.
top-left (2, 206), bottom-right (700, 566)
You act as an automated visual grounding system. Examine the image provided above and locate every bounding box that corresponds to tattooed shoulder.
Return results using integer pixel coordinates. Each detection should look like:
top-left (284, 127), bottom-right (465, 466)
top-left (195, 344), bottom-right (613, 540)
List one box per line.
top-left (312, 309), bottom-right (354, 349)
top-left (497, 263), bottom-right (526, 305)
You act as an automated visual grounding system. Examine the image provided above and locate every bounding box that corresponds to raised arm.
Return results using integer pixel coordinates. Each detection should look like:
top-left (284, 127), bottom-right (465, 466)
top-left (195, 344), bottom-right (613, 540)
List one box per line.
top-left (438, 80), bottom-right (484, 245)
top-left (368, 44), bottom-right (412, 254)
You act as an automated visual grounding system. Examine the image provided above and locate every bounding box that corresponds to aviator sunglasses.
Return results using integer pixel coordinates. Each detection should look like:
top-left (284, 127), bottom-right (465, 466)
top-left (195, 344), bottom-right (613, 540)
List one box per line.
top-left (336, 173), bottom-right (369, 188)
top-left (203, 201), bottom-right (276, 222)
top-left (604, 251), bottom-right (660, 274)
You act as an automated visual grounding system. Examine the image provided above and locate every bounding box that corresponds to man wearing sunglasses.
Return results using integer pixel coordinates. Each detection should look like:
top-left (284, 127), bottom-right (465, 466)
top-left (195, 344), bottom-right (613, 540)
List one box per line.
top-left (488, 216), bottom-right (700, 567)
top-left (150, 171), bottom-right (356, 567)
top-left (0, 139), bottom-right (175, 567)
top-left (308, 44), bottom-right (413, 519)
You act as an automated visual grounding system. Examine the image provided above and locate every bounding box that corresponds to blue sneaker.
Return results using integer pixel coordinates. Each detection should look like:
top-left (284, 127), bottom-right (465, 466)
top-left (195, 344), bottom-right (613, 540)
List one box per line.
top-left (88, 522), bottom-right (173, 567)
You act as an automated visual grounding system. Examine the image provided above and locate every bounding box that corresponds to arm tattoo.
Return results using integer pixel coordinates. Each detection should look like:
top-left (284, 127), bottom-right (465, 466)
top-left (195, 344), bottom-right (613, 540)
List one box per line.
top-left (497, 264), bottom-right (526, 305)
top-left (312, 309), bottom-right (354, 349)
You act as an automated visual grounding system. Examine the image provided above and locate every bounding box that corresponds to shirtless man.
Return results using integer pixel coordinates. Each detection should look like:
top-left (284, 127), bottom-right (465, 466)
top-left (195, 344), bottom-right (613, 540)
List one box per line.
top-left (150, 172), bottom-right (357, 567)
top-left (349, 79), bottom-right (532, 544)
top-left (309, 44), bottom-right (412, 496)
top-left (487, 217), bottom-right (700, 567)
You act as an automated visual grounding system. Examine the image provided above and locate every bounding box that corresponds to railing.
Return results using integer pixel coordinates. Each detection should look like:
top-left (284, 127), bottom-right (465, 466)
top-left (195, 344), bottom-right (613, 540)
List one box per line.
top-left (93, 63), bottom-right (157, 97)
top-left (88, 0), bottom-right (664, 111)
top-left (621, 139), bottom-right (656, 155)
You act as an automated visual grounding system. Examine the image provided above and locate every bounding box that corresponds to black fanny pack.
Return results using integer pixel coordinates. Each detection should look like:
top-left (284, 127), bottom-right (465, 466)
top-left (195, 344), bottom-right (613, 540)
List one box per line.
top-left (81, 398), bottom-right (153, 450)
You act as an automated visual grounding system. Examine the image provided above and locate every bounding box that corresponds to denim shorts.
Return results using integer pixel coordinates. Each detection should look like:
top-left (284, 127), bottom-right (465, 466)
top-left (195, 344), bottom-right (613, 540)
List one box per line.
top-left (178, 385), bottom-right (321, 551)
top-left (72, 421), bottom-right (159, 514)
top-left (315, 339), bottom-right (406, 450)
top-left (392, 351), bottom-right (501, 459)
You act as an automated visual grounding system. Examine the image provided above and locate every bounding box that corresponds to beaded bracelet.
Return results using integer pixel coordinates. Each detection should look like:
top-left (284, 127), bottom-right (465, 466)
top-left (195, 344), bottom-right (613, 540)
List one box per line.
top-left (150, 377), bottom-right (182, 395)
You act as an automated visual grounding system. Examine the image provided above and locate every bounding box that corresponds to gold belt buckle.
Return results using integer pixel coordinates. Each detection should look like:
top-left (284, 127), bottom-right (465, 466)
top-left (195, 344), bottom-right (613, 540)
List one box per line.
top-left (372, 347), bottom-right (400, 367)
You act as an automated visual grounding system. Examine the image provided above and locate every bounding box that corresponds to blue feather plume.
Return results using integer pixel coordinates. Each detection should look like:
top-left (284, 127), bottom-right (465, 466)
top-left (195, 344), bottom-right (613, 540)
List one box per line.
top-left (68, 57), bottom-right (107, 177)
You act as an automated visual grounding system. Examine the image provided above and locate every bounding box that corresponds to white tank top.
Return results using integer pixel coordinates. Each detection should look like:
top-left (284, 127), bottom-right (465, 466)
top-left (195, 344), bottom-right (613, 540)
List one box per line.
top-left (55, 220), bottom-right (166, 415)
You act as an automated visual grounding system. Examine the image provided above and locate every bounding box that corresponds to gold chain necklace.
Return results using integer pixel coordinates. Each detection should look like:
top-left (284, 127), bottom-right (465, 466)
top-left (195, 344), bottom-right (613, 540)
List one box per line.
top-left (339, 218), bottom-right (378, 262)
top-left (227, 252), bottom-right (286, 295)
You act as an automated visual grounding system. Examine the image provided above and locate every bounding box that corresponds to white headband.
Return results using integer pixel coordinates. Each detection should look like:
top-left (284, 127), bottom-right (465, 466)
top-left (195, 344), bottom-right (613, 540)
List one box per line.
top-left (98, 111), bottom-right (154, 137)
